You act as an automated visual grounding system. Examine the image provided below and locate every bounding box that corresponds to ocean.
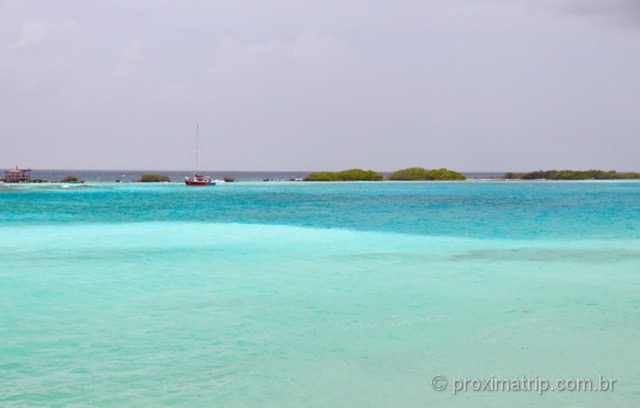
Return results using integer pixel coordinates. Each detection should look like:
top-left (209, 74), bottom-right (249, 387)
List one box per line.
top-left (1, 176), bottom-right (639, 407)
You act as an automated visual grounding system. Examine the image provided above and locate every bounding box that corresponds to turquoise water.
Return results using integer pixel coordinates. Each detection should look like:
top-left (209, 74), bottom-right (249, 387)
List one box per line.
top-left (1, 181), bottom-right (639, 406)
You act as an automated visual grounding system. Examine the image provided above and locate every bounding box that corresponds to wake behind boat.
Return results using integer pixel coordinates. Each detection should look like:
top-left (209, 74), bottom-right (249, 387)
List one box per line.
top-left (185, 124), bottom-right (215, 186)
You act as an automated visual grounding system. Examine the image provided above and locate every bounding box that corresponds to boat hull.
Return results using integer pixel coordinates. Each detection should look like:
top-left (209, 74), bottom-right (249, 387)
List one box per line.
top-left (185, 179), bottom-right (215, 186)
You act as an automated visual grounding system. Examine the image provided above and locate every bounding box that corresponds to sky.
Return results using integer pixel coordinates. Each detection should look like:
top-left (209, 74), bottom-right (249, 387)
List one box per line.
top-left (1, 0), bottom-right (639, 172)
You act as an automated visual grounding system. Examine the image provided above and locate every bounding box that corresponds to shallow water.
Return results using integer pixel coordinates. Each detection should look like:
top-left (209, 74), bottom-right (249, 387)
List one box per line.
top-left (1, 181), bottom-right (639, 406)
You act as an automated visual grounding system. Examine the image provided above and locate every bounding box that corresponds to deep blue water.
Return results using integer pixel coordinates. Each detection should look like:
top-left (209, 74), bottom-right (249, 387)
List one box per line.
top-left (2, 180), bottom-right (639, 240)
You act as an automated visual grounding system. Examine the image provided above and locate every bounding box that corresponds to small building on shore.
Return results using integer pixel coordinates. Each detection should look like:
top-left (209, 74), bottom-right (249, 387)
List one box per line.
top-left (3, 167), bottom-right (32, 182)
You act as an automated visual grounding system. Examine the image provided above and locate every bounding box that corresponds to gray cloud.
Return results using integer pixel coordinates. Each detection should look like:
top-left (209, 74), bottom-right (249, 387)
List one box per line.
top-left (530, 0), bottom-right (640, 28)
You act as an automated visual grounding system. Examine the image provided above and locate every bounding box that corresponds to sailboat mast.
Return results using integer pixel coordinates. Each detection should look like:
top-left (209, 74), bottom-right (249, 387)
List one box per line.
top-left (185, 123), bottom-right (213, 185)
top-left (195, 124), bottom-right (199, 173)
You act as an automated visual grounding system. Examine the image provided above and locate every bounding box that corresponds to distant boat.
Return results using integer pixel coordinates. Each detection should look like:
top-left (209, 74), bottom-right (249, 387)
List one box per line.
top-left (185, 124), bottom-right (215, 186)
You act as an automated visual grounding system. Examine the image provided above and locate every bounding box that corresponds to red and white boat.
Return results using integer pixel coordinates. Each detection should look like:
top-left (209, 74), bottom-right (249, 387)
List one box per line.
top-left (185, 173), bottom-right (213, 186)
top-left (185, 124), bottom-right (215, 186)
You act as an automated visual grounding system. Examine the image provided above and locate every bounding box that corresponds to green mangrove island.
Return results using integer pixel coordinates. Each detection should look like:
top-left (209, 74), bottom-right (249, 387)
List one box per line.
top-left (304, 169), bottom-right (383, 181)
top-left (139, 173), bottom-right (171, 182)
top-left (61, 175), bottom-right (82, 183)
top-left (386, 167), bottom-right (466, 181)
top-left (504, 170), bottom-right (640, 180)
top-left (303, 167), bottom-right (466, 181)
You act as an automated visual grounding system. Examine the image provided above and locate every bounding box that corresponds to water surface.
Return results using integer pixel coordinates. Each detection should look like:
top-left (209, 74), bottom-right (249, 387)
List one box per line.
top-left (1, 180), bottom-right (639, 406)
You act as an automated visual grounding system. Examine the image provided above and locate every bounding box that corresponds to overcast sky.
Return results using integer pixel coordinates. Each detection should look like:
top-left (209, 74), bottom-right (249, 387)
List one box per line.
top-left (1, 1), bottom-right (639, 171)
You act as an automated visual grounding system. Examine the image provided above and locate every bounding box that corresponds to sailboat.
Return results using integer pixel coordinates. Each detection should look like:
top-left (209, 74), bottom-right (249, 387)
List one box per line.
top-left (184, 124), bottom-right (215, 186)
